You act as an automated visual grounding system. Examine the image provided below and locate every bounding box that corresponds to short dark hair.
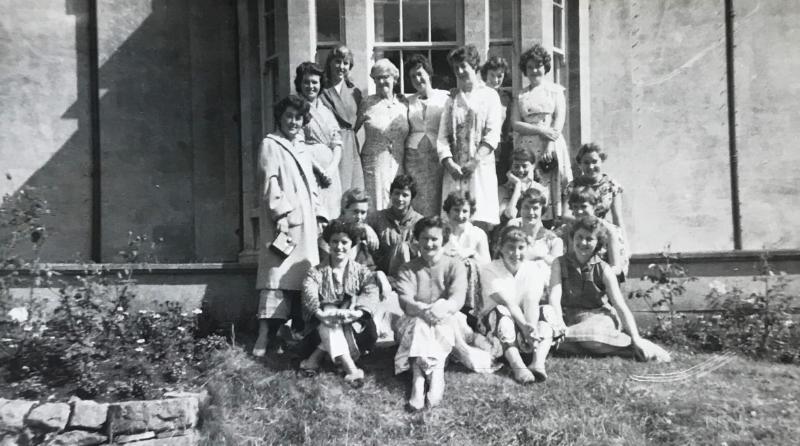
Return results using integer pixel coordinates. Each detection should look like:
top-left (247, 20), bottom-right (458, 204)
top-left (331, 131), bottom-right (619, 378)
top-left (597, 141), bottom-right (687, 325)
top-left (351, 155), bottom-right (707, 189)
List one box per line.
top-left (511, 149), bottom-right (536, 164)
top-left (576, 142), bottom-right (608, 163)
top-left (412, 216), bottom-right (451, 241)
top-left (480, 55), bottom-right (509, 79)
top-left (405, 54), bottom-right (433, 79)
top-left (442, 191), bottom-right (477, 215)
top-left (519, 43), bottom-right (552, 75)
top-left (324, 43), bottom-right (355, 88)
top-left (273, 95), bottom-right (311, 128)
top-left (498, 226), bottom-right (529, 249)
top-left (390, 174), bottom-right (417, 199)
top-left (340, 188), bottom-right (370, 212)
top-left (447, 44), bottom-right (481, 71)
top-left (567, 186), bottom-right (600, 207)
top-left (294, 61), bottom-right (325, 96)
top-left (517, 188), bottom-right (548, 211)
top-left (322, 219), bottom-right (364, 244)
top-left (568, 215), bottom-right (610, 254)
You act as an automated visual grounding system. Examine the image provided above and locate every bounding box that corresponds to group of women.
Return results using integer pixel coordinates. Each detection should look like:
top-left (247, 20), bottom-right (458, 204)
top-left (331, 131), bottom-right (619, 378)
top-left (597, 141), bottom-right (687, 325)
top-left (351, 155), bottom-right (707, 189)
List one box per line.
top-left (256, 42), bottom-right (670, 411)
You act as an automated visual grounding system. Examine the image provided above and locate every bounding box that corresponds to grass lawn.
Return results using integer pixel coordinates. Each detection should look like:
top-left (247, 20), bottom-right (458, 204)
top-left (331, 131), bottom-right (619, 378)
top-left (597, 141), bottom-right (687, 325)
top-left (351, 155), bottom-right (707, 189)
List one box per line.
top-left (198, 344), bottom-right (800, 445)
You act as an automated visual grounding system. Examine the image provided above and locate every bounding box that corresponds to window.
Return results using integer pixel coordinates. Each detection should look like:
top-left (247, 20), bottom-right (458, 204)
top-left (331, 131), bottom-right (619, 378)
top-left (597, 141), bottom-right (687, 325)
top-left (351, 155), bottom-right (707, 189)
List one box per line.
top-left (259, 0), bottom-right (280, 133)
top-left (316, 0), bottom-right (344, 65)
top-left (488, 0), bottom-right (514, 89)
top-left (373, 0), bottom-right (461, 94)
top-left (552, 0), bottom-right (567, 87)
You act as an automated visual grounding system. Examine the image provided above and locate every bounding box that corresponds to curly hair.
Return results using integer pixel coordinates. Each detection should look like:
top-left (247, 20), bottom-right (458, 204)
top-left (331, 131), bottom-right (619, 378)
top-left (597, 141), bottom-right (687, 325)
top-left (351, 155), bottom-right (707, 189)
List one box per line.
top-left (324, 43), bottom-right (355, 88)
top-left (516, 188), bottom-right (548, 211)
top-left (511, 148), bottom-right (536, 164)
top-left (273, 95), bottom-right (311, 128)
top-left (294, 61), bottom-right (325, 96)
top-left (575, 142), bottom-right (608, 163)
top-left (480, 55), bottom-right (509, 79)
top-left (412, 216), bottom-right (451, 242)
top-left (442, 191), bottom-right (477, 215)
top-left (519, 43), bottom-right (551, 75)
top-left (447, 44), bottom-right (481, 71)
top-left (390, 174), bottom-right (418, 199)
top-left (405, 54), bottom-right (433, 79)
top-left (567, 185), bottom-right (600, 207)
top-left (567, 215), bottom-right (610, 254)
top-left (322, 219), bottom-right (365, 244)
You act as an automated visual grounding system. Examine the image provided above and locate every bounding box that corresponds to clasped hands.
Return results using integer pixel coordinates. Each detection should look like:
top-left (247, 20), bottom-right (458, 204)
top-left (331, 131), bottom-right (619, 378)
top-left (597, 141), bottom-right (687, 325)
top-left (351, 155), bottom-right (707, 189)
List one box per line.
top-left (443, 158), bottom-right (480, 181)
top-left (408, 299), bottom-right (453, 325)
top-left (316, 308), bottom-right (364, 326)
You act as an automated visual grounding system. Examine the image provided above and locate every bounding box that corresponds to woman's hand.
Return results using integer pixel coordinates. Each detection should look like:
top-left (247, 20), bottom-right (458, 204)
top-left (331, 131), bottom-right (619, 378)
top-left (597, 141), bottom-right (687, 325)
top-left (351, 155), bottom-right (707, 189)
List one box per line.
top-left (630, 335), bottom-right (648, 362)
top-left (541, 127), bottom-right (560, 142)
top-left (276, 216), bottom-right (289, 234)
top-left (428, 299), bottom-right (453, 322)
top-left (363, 226), bottom-right (379, 251)
top-left (461, 159), bottom-right (479, 177)
top-left (316, 309), bottom-right (340, 327)
top-left (540, 145), bottom-right (556, 163)
top-left (339, 309), bottom-right (364, 324)
top-left (443, 158), bottom-right (463, 180)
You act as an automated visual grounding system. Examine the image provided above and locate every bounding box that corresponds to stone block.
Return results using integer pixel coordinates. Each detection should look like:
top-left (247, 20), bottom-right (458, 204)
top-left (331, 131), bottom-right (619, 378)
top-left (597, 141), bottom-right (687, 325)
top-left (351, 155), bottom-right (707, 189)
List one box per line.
top-left (164, 390), bottom-right (210, 409)
top-left (25, 402), bottom-right (70, 432)
top-left (0, 399), bottom-right (35, 432)
top-left (68, 399), bottom-right (109, 430)
top-left (115, 430), bottom-right (156, 443)
top-left (119, 430), bottom-right (198, 446)
top-left (49, 430), bottom-right (108, 446)
top-left (108, 397), bottom-right (198, 435)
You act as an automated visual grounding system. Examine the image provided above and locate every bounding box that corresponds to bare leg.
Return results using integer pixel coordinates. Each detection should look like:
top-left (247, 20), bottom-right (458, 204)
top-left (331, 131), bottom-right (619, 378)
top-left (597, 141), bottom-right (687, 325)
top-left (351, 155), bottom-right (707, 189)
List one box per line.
top-left (300, 348), bottom-right (325, 372)
top-left (426, 367), bottom-right (445, 407)
top-left (253, 319), bottom-right (269, 357)
top-left (408, 360), bottom-right (426, 411)
top-left (505, 346), bottom-right (535, 384)
top-left (528, 321), bottom-right (553, 381)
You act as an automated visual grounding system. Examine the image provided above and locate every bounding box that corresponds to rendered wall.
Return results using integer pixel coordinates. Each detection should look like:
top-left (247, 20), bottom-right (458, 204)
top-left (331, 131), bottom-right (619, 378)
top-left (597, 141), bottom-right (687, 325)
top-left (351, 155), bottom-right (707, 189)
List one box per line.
top-left (588, 0), bottom-right (734, 254)
top-left (733, 0), bottom-right (800, 250)
top-left (0, 0), bottom-right (93, 261)
top-left (97, 0), bottom-right (241, 262)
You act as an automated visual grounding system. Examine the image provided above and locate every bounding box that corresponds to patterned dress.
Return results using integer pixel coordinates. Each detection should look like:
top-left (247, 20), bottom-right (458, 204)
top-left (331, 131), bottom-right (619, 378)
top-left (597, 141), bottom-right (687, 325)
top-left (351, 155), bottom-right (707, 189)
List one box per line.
top-left (405, 89), bottom-right (448, 216)
top-left (437, 83), bottom-right (503, 225)
top-left (515, 81), bottom-right (572, 221)
top-left (320, 83), bottom-right (364, 191)
top-left (301, 258), bottom-right (380, 360)
top-left (558, 254), bottom-right (631, 349)
top-left (358, 94), bottom-right (409, 211)
top-left (366, 207), bottom-right (423, 277)
top-left (394, 254), bottom-right (467, 374)
top-left (304, 99), bottom-right (343, 220)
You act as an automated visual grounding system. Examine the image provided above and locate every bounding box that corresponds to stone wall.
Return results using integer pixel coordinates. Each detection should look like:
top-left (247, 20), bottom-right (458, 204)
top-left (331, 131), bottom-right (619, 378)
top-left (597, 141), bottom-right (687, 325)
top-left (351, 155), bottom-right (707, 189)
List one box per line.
top-left (0, 392), bottom-right (206, 445)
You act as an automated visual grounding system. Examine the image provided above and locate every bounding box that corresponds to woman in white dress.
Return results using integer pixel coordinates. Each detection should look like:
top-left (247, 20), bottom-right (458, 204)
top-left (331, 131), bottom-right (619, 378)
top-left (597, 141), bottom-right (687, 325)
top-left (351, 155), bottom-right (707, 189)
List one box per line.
top-left (437, 45), bottom-right (503, 232)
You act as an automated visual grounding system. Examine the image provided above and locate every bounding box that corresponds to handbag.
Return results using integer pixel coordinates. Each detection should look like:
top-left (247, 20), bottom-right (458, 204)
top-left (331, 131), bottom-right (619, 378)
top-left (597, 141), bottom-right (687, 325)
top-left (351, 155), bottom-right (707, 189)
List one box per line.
top-left (269, 232), bottom-right (296, 259)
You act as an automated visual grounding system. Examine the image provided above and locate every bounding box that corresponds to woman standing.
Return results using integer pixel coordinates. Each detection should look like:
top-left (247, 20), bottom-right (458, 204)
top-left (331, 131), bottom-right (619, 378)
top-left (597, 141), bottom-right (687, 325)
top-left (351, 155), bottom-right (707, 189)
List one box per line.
top-left (512, 44), bottom-right (572, 226)
top-left (320, 44), bottom-right (364, 192)
top-left (254, 95), bottom-right (321, 357)
top-left (405, 54), bottom-right (449, 217)
top-left (437, 45), bottom-right (503, 231)
top-left (295, 61), bottom-right (343, 220)
top-left (356, 59), bottom-right (409, 211)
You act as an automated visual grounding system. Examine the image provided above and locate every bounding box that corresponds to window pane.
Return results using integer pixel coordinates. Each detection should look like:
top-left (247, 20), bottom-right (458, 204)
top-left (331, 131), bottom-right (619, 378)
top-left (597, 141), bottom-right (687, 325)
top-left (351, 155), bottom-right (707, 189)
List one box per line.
top-left (430, 0), bottom-right (457, 41)
top-left (553, 5), bottom-right (564, 49)
top-left (489, 0), bottom-right (513, 40)
top-left (317, 0), bottom-right (340, 42)
top-left (374, 0), bottom-right (400, 42)
top-left (402, 0), bottom-right (429, 42)
top-left (553, 52), bottom-right (566, 87)
top-left (487, 44), bottom-right (513, 88)
top-left (430, 49), bottom-right (455, 91)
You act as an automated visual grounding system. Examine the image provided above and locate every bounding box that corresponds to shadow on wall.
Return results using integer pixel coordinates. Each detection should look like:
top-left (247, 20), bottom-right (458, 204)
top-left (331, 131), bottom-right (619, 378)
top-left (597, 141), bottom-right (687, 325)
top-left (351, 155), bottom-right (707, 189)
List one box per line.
top-left (1, 0), bottom-right (241, 264)
top-left (1, 0), bottom-right (251, 327)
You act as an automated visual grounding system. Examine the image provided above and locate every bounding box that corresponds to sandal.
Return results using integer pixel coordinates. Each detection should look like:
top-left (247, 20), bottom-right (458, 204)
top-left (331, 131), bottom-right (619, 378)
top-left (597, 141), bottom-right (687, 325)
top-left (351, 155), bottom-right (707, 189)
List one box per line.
top-left (299, 359), bottom-right (320, 377)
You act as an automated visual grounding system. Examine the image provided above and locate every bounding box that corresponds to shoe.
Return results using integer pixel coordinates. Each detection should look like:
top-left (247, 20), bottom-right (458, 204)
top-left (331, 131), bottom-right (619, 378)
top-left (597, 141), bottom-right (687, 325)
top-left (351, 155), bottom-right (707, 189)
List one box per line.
top-left (252, 347), bottom-right (266, 358)
top-left (344, 368), bottom-right (365, 388)
top-left (512, 368), bottom-right (536, 385)
top-left (530, 366), bottom-right (547, 382)
top-left (299, 359), bottom-right (319, 377)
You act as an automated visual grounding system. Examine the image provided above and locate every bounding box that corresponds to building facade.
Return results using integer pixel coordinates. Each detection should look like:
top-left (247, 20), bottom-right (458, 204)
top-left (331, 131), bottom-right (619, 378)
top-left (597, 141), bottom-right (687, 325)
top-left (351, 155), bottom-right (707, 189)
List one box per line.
top-left (2, 0), bottom-right (799, 295)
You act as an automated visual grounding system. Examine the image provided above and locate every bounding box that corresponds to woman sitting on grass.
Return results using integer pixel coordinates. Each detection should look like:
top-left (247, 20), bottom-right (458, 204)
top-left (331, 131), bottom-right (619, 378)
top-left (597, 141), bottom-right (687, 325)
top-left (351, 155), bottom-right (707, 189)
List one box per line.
top-left (549, 216), bottom-right (670, 362)
top-left (394, 216), bottom-right (467, 411)
top-left (300, 220), bottom-right (380, 386)
top-left (478, 226), bottom-right (564, 384)
top-left (498, 188), bottom-right (563, 267)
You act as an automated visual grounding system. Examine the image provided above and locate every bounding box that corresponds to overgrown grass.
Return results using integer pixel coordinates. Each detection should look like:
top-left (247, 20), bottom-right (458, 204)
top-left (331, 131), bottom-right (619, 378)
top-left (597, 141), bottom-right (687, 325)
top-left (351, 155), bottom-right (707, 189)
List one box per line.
top-left (198, 344), bottom-right (800, 445)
